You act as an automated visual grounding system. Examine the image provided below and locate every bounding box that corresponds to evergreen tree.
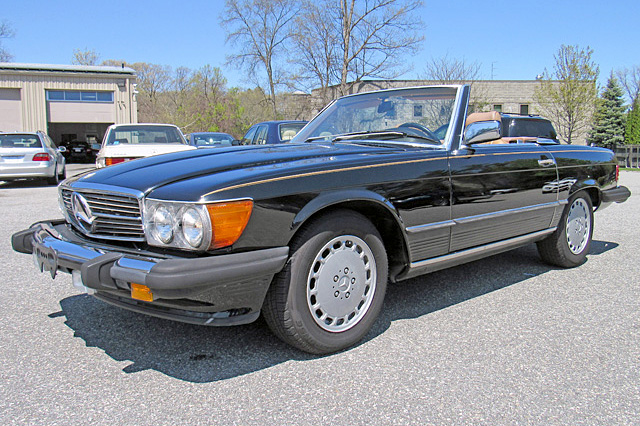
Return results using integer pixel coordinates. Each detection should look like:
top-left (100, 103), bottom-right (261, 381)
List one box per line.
top-left (625, 96), bottom-right (640, 144)
top-left (588, 75), bottom-right (626, 146)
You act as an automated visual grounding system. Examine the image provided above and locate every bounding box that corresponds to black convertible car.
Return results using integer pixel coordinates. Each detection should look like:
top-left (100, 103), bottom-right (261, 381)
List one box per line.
top-left (12, 85), bottom-right (630, 354)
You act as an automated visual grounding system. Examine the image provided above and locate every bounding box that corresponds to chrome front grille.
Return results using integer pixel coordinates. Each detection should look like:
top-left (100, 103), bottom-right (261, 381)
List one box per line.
top-left (61, 188), bottom-right (145, 241)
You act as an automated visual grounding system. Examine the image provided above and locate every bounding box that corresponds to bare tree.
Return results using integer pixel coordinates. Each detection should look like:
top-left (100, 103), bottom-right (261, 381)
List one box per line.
top-left (290, 0), bottom-right (423, 99)
top-left (221, 0), bottom-right (300, 119)
top-left (616, 65), bottom-right (640, 105)
top-left (422, 54), bottom-right (488, 110)
top-left (71, 48), bottom-right (100, 66)
top-left (102, 60), bottom-right (172, 122)
top-left (290, 0), bottom-right (341, 103)
top-left (0, 20), bottom-right (15, 62)
top-left (534, 45), bottom-right (599, 144)
top-left (337, 0), bottom-right (423, 96)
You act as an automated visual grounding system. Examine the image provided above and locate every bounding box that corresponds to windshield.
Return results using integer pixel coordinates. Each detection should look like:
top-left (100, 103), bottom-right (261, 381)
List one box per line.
top-left (106, 125), bottom-right (186, 146)
top-left (192, 133), bottom-right (234, 147)
top-left (291, 86), bottom-right (459, 145)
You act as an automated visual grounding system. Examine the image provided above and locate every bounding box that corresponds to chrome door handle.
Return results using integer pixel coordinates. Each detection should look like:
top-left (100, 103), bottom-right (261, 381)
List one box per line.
top-left (538, 158), bottom-right (556, 167)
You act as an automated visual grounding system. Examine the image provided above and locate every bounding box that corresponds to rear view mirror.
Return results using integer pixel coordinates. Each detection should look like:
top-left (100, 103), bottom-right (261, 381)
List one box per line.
top-left (464, 120), bottom-right (501, 145)
top-left (377, 100), bottom-right (394, 115)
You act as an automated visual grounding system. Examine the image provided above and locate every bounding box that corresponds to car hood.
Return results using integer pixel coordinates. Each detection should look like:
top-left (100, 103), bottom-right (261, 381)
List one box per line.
top-left (98, 143), bottom-right (195, 158)
top-left (68, 142), bottom-right (444, 201)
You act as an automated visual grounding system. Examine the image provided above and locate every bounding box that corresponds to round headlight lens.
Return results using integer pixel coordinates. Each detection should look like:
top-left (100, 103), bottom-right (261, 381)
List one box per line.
top-left (182, 208), bottom-right (204, 248)
top-left (153, 206), bottom-right (174, 244)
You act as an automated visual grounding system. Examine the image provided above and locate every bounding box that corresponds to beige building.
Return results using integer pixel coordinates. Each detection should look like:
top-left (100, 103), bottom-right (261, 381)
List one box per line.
top-left (0, 63), bottom-right (137, 145)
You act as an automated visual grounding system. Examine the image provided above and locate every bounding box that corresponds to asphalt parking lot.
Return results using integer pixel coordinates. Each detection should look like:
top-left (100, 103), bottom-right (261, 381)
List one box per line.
top-left (1, 169), bottom-right (638, 425)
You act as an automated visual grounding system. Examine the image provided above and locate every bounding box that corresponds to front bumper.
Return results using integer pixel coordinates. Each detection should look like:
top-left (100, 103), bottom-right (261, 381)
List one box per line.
top-left (12, 220), bottom-right (289, 326)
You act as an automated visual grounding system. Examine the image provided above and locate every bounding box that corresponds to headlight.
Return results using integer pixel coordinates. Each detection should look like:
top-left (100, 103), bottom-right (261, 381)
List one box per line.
top-left (143, 199), bottom-right (253, 251)
top-left (152, 206), bottom-right (174, 244)
top-left (181, 207), bottom-right (204, 248)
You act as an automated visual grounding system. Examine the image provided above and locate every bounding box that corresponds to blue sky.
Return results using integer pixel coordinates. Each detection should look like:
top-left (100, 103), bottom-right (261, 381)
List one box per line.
top-left (1, 0), bottom-right (637, 90)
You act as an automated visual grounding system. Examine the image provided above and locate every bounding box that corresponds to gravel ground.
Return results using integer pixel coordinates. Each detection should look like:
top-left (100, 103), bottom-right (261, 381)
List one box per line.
top-left (0, 169), bottom-right (638, 425)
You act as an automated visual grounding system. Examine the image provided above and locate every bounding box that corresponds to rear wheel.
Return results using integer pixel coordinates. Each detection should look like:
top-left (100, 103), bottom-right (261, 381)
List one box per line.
top-left (263, 210), bottom-right (388, 354)
top-left (537, 191), bottom-right (593, 268)
top-left (46, 163), bottom-right (60, 185)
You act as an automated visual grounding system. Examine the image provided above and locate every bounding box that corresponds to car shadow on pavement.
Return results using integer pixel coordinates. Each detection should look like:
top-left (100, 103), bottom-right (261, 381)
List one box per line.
top-left (0, 180), bottom-right (55, 189)
top-left (53, 240), bottom-right (617, 383)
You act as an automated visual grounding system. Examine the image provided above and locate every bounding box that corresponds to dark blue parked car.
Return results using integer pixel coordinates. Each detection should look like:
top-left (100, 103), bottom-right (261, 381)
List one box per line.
top-left (187, 132), bottom-right (235, 148)
top-left (239, 121), bottom-right (307, 145)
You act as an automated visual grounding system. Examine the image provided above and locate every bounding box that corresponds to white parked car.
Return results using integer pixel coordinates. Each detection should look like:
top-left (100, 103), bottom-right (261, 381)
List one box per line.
top-left (95, 123), bottom-right (195, 168)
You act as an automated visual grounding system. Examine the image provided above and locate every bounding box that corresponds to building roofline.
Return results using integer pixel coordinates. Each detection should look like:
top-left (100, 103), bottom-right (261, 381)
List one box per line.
top-left (0, 62), bottom-right (136, 75)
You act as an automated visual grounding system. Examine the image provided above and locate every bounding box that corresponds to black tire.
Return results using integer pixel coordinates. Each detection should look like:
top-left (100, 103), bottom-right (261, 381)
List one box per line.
top-left (46, 163), bottom-right (60, 185)
top-left (537, 191), bottom-right (594, 268)
top-left (262, 210), bottom-right (388, 354)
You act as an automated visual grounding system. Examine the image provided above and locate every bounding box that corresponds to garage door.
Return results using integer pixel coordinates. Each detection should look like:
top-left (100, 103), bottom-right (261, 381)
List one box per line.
top-left (0, 88), bottom-right (22, 132)
top-left (47, 101), bottom-right (115, 123)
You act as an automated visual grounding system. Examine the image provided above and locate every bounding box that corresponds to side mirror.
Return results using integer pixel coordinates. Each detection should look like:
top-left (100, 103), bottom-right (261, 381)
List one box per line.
top-left (232, 139), bottom-right (240, 146)
top-left (58, 146), bottom-right (67, 153)
top-left (464, 120), bottom-right (501, 145)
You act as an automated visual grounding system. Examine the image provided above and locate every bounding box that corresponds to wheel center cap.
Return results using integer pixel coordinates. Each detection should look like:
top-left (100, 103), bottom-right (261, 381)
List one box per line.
top-left (337, 276), bottom-right (350, 290)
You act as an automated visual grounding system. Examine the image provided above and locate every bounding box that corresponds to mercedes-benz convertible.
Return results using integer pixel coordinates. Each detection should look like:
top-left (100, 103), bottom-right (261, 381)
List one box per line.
top-left (12, 85), bottom-right (630, 354)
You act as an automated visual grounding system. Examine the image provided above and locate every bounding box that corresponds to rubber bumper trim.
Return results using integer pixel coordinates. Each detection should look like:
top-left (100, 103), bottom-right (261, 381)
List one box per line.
top-left (601, 186), bottom-right (631, 204)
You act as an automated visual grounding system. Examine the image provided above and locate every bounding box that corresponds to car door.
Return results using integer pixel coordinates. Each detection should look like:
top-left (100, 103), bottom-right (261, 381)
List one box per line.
top-left (448, 143), bottom-right (559, 252)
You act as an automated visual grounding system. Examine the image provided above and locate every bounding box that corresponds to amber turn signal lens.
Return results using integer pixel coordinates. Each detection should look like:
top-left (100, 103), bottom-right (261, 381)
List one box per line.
top-left (206, 200), bottom-right (253, 249)
top-left (131, 283), bottom-right (154, 302)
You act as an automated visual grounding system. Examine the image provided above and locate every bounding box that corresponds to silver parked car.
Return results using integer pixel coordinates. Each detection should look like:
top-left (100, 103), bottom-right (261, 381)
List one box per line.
top-left (0, 131), bottom-right (67, 185)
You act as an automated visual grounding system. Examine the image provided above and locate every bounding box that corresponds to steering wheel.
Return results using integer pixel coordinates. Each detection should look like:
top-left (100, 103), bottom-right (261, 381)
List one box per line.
top-left (397, 122), bottom-right (439, 141)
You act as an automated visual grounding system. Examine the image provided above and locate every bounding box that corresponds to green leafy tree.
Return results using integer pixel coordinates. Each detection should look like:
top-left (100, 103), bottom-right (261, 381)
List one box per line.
top-left (625, 96), bottom-right (640, 145)
top-left (534, 45), bottom-right (599, 144)
top-left (588, 75), bottom-right (626, 147)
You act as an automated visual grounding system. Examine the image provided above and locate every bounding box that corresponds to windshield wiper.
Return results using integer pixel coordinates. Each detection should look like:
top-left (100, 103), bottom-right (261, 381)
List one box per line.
top-left (332, 130), bottom-right (440, 145)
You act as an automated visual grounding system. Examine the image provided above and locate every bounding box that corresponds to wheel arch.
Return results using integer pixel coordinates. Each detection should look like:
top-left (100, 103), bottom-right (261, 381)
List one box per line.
top-left (569, 180), bottom-right (601, 209)
top-left (290, 190), bottom-right (409, 281)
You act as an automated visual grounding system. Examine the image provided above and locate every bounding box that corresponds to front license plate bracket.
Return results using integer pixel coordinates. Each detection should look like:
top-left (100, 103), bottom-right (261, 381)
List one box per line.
top-left (33, 243), bottom-right (59, 279)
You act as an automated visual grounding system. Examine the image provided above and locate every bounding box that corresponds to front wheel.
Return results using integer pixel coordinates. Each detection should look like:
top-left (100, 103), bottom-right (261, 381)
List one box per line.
top-left (537, 191), bottom-right (593, 268)
top-left (262, 210), bottom-right (388, 354)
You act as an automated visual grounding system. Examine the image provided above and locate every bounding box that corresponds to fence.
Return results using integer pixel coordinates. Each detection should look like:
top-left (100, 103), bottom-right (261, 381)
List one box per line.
top-left (612, 145), bottom-right (640, 168)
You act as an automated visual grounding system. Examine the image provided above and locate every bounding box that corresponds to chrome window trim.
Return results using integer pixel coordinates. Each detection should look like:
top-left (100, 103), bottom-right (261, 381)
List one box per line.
top-left (445, 84), bottom-right (470, 152)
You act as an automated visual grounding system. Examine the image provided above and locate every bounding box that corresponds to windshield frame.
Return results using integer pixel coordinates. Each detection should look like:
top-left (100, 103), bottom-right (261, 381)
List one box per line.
top-left (291, 85), bottom-right (466, 150)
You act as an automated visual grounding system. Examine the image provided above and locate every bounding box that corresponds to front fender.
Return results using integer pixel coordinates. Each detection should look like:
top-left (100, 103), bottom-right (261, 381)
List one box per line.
top-left (292, 189), bottom-right (402, 229)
